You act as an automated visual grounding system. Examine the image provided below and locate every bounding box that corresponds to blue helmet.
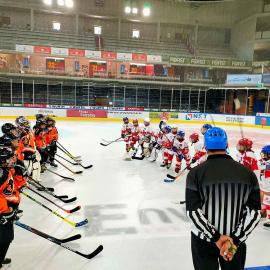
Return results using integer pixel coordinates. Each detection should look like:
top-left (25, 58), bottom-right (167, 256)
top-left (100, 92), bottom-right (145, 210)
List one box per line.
top-left (204, 127), bottom-right (228, 151)
top-left (177, 130), bottom-right (185, 137)
top-left (164, 125), bottom-right (172, 134)
top-left (202, 124), bottom-right (213, 130)
top-left (261, 145), bottom-right (270, 156)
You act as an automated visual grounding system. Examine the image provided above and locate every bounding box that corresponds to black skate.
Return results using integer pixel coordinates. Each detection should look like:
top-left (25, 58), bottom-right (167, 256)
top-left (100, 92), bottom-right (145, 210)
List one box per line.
top-left (263, 221), bottom-right (270, 229)
top-left (50, 161), bottom-right (58, 167)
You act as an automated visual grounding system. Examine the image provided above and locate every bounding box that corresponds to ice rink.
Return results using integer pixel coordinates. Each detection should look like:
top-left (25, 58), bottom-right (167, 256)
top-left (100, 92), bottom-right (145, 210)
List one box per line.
top-left (2, 120), bottom-right (270, 270)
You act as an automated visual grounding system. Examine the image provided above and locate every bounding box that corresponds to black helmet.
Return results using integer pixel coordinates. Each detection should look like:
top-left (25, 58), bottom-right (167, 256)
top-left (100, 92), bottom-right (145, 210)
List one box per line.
top-left (1, 123), bottom-right (17, 135)
top-left (0, 134), bottom-right (18, 147)
top-left (36, 114), bottom-right (45, 120)
top-left (36, 119), bottom-right (47, 126)
top-left (0, 147), bottom-right (14, 164)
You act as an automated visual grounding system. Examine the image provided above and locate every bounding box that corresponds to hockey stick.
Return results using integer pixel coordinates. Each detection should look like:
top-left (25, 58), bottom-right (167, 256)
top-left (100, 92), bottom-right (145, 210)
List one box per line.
top-left (15, 221), bottom-right (81, 243)
top-left (16, 221), bottom-right (103, 259)
top-left (22, 191), bottom-right (88, 227)
top-left (171, 200), bottom-right (186, 205)
top-left (56, 141), bottom-right (81, 161)
top-left (57, 145), bottom-right (82, 162)
top-left (28, 180), bottom-right (76, 204)
top-left (131, 155), bottom-right (145, 160)
top-left (27, 187), bottom-right (81, 214)
top-left (165, 166), bottom-right (188, 182)
top-left (52, 156), bottom-right (83, 175)
top-left (46, 168), bottom-right (76, 181)
top-left (100, 137), bottom-right (123, 146)
top-left (55, 154), bottom-right (93, 170)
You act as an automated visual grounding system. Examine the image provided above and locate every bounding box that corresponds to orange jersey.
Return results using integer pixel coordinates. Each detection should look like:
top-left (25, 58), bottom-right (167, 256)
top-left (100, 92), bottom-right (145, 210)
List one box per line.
top-left (46, 126), bottom-right (58, 145)
top-left (35, 130), bottom-right (47, 149)
top-left (17, 131), bottom-right (36, 160)
top-left (0, 169), bottom-right (20, 214)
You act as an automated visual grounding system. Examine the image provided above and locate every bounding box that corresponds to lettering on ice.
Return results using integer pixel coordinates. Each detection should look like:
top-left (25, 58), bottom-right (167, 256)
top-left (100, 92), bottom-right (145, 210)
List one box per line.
top-left (84, 203), bottom-right (189, 237)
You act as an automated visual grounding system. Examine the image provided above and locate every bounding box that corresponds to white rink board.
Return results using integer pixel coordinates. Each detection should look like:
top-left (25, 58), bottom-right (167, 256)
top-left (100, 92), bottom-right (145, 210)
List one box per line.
top-left (0, 107), bottom-right (67, 117)
top-left (178, 113), bottom-right (255, 125)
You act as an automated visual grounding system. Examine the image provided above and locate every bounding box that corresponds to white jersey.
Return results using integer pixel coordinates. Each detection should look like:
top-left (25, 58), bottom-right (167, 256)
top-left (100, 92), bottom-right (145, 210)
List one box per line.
top-left (140, 125), bottom-right (154, 137)
top-left (192, 141), bottom-right (207, 164)
top-left (173, 139), bottom-right (189, 152)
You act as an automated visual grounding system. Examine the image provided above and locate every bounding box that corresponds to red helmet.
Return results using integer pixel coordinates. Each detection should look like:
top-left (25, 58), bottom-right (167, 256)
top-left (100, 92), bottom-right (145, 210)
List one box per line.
top-left (238, 138), bottom-right (253, 148)
top-left (190, 133), bottom-right (199, 143)
top-left (133, 119), bottom-right (138, 125)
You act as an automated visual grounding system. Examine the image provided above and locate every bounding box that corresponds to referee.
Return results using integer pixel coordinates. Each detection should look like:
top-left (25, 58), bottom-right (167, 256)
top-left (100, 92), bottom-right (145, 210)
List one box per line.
top-left (186, 127), bottom-right (261, 270)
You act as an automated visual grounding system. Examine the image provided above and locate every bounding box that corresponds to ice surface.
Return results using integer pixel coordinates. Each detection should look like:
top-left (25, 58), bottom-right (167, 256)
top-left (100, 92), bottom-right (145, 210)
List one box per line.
top-left (1, 120), bottom-right (270, 270)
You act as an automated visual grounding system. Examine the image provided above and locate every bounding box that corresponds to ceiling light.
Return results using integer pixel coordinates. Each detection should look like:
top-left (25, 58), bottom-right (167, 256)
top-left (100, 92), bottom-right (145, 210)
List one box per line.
top-left (125, 6), bottom-right (131, 14)
top-left (65, 0), bottom-right (74, 8)
top-left (142, 7), bottom-right (150, 16)
top-left (132, 7), bottom-right (138, 14)
top-left (43, 0), bottom-right (52, 5)
top-left (57, 0), bottom-right (65, 6)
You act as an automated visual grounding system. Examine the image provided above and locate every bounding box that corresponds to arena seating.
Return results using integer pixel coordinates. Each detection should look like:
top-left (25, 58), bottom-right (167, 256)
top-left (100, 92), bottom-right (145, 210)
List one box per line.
top-left (0, 27), bottom-right (237, 61)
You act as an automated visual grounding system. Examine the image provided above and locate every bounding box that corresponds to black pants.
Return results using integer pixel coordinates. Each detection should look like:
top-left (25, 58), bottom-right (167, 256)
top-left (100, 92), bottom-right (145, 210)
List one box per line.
top-left (38, 149), bottom-right (49, 164)
top-left (0, 222), bottom-right (14, 266)
top-left (48, 144), bottom-right (57, 163)
top-left (191, 233), bottom-right (246, 270)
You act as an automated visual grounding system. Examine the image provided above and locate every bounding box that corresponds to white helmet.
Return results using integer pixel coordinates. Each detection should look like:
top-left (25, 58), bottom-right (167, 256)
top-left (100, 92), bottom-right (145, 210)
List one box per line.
top-left (144, 118), bottom-right (150, 123)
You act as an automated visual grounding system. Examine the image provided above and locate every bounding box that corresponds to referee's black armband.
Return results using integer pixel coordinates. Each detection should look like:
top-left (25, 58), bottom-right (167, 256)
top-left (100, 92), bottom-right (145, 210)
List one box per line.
top-left (231, 234), bottom-right (240, 247)
top-left (211, 231), bottom-right (221, 243)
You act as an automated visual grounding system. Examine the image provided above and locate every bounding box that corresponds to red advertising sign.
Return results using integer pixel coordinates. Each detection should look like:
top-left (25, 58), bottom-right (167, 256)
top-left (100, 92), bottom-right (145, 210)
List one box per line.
top-left (24, 104), bottom-right (47, 108)
top-left (67, 110), bottom-right (107, 118)
top-left (132, 53), bottom-right (147, 62)
top-left (125, 107), bottom-right (144, 111)
top-left (68, 48), bottom-right (85, 57)
top-left (101, 51), bottom-right (117, 60)
top-left (34, 46), bottom-right (51, 54)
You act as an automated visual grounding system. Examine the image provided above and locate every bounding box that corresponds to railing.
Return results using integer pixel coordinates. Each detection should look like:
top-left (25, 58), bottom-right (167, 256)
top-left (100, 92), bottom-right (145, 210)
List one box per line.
top-left (0, 79), bottom-right (269, 114)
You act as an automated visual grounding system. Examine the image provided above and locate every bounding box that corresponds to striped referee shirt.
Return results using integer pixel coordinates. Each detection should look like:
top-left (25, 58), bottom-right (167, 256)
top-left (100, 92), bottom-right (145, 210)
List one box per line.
top-left (186, 154), bottom-right (261, 246)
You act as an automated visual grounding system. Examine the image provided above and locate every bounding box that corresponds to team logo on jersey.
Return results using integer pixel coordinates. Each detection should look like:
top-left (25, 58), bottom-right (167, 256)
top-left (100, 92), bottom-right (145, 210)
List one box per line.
top-left (3, 178), bottom-right (14, 196)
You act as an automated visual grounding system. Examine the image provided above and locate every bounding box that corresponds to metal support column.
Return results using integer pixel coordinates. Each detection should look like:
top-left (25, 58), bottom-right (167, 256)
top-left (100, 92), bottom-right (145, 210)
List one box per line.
top-left (245, 89), bottom-right (249, 115)
top-left (179, 89), bottom-right (182, 111)
top-left (10, 79), bottom-right (13, 104)
top-left (135, 86), bottom-right (138, 108)
top-left (188, 88), bottom-right (191, 112)
top-left (113, 84), bottom-right (116, 106)
top-left (60, 82), bottom-right (63, 106)
top-left (224, 89), bottom-right (227, 113)
top-left (123, 86), bottom-right (126, 107)
top-left (197, 89), bottom-right (200, 111)
top-left (159, 86), bottom-right (162, 110)
top-left (74, 82), bottom-right (77, 106)
top-left (204, 90), bottom-right (207, 113)
top-left (32, 80), bottom-right (35, 105)
top-left (21, 79), bottom-right (24, 104)
top-left (46, 81), bottom-right (49, 105)
top-left (170, 88), bottom-right (174, 110)
top-left (147, 86), bottom-right (150, 108)
top-left (87, 83), bottom-right (90, 107)
top-left (267, 89), bottom-right (270, 113)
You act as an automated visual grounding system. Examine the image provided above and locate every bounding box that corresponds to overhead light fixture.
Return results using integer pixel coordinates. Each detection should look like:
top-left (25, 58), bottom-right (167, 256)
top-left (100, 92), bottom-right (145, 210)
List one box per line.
top-left (94, 25), bottom-right (102, 35)
top-left (125, 6), bottom-right (131, 14)
top-left (132, 29), bottom-right (140, 38)
top-left (132, 7), bottom-right (138, 14)
top-left (57, 0), bottom-right (65, 6)
top-left (52, 21), bottom-right (61, 31)
top-left (143, 2), bottom-right (151, 16)
top-left (65, 0), bottom-right (74, 8)
top-left (43, 0), bottom-right (52, 5)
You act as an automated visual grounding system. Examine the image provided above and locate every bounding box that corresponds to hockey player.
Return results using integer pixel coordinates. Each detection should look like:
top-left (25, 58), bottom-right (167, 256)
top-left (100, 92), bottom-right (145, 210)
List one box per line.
top-left (189, 132), bottom-right (207, 166)
top-left (160, 126), bottom-right (174, 169)
top-left (16, 117), bottom-right (41, 181)
top-left (201, 124), bottom-right (212, 135)
top-left (258, 145), bottom-right (270, 227)
top-left (45, 117), bottom-right (58, 167)
top-left (1, 123), bottom-right (19, 138)
top-left (129, 119), bottom-right (140, 156)
top-left (236, 138), bottom-right (258, 172)
top-left (139, 118), bottom-right (154, 158)
top-left (171, 125), bottom-right (178, 137)
top-left (34, 118), bottom-right (48, 173)
top-left (121, 117), bottom-right (132, 139)
top-left (0, 147), bottom-right (21, 268)
top-left (172, 130), bottom-right (191, 173)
